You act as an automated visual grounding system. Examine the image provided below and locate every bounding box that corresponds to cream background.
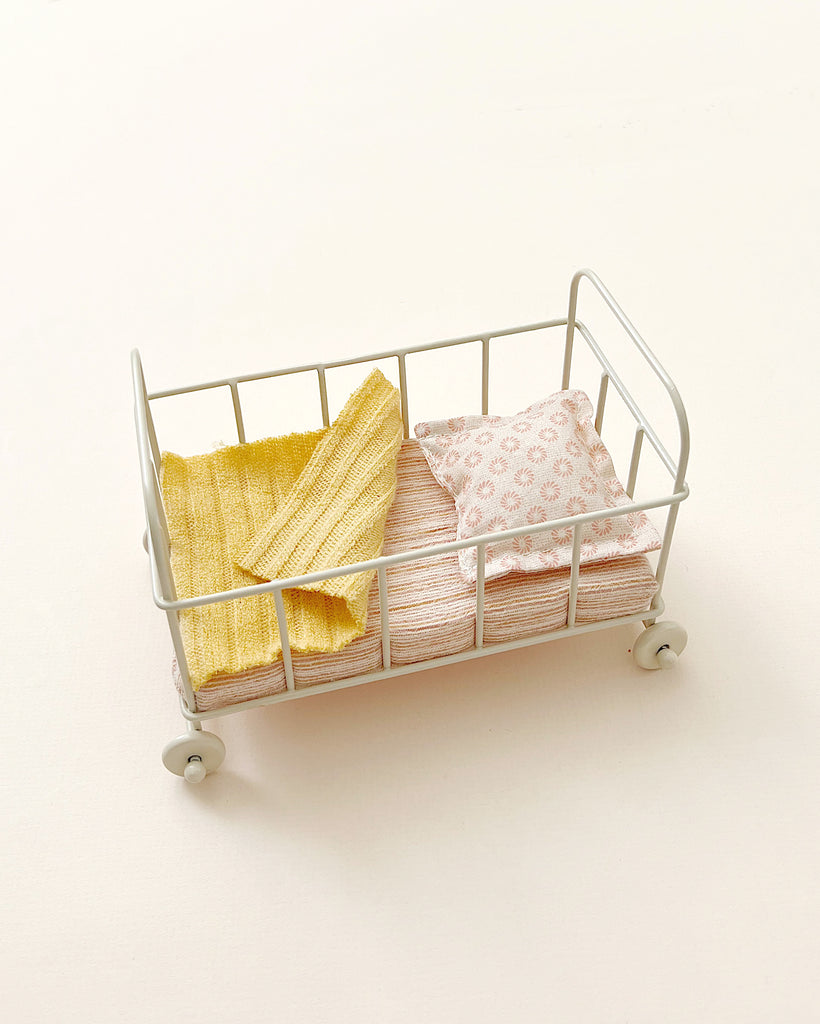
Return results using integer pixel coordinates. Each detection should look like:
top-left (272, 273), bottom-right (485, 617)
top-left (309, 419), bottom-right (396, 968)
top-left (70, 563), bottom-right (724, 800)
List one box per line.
top-left (2, 2), bottom-right (818, 1021)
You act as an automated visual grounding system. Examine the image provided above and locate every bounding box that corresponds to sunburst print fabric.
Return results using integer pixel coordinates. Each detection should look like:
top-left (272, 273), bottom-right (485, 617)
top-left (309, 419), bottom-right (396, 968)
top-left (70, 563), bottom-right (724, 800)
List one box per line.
top-left (414, 389), bottom-right (661, 583)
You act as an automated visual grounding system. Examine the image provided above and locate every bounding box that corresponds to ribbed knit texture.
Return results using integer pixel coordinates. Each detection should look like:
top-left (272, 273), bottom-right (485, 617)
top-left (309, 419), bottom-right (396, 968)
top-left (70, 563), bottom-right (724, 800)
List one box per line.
top-left (238, 369), bottom-right (402, 600)
top-left (160, 369), bottom-right (402, 691)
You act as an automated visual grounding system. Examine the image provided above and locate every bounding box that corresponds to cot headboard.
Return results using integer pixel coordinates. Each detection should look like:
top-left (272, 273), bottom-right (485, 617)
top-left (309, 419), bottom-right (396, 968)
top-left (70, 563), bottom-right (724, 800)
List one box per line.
top-left (562, 268), bottom-right (690, 496)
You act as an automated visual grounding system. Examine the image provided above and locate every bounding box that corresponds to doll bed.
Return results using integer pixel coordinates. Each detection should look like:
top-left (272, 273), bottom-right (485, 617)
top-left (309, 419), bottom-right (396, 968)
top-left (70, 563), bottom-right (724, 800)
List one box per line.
top-left (132, 268), bottom-right (690, 782)
top-left (181, 440), bottom-right (660, 712)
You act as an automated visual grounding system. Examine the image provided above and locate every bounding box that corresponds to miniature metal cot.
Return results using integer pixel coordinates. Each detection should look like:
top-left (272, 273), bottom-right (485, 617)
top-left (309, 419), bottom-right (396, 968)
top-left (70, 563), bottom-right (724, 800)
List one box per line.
top-left (132, 269), bottom-right (690, 782)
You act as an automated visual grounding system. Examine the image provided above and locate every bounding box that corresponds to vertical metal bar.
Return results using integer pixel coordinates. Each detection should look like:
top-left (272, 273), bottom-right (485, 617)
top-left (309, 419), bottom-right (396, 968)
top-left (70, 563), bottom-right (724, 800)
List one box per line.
top-left (135, 354), bottom-right (173, 574)
top-left (377, 567), bottom-right (391, 669)
top-left (143, 395), bottom-right (163, 475)
top-left (150, 462), bottom-right (173, 565)
top-left (626, 427), bottom-right (644, 498)
top-left (481, 337), bottom-right (490, 415)
top-left (570, 269), bottom-right (690, 493)
top-left (594, 374), bottom-right (609, 434)
top-left (653, 502), bottom-right (680, 591)
top-left (317, 367), bottom-right (330, 427)
top-left (145, 415), bottom-right (161, 483)
top-left (563, 276), bottom-right (581, 389)
top-left (229, 381), bottom-right (246, 443)
top-left (398, 354), bottom-right (409, 438)
top-left (166, 610), bottom-right (197, 713)
top-left (272, 589), bottom-right (295, 691)
top-left (475, 542), bottom-right (486, 648)
top-left (567, 527), bottom-right (582, 627)
top-left (137, 355), bottom-right (163, 474)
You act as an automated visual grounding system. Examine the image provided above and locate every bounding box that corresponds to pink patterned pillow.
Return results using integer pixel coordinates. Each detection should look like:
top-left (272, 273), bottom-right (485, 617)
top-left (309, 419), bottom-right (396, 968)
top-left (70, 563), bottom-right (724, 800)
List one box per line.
top-left (414, 389), bottom-right (661, 582)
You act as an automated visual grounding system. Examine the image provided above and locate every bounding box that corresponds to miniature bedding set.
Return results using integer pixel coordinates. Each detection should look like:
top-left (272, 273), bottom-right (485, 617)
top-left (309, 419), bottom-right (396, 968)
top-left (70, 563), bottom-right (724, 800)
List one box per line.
top-left (162, 379), bottom-right (660, 709)
top-left (183, 439), bottom-right (660, 711)
top-left (134, 269), bottom-right (690, 780)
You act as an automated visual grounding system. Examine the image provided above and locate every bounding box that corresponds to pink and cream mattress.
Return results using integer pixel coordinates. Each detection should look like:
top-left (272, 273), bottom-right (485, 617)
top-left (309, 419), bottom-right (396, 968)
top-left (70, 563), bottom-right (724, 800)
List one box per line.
top-left (177, 441), bottom-right (659, 711)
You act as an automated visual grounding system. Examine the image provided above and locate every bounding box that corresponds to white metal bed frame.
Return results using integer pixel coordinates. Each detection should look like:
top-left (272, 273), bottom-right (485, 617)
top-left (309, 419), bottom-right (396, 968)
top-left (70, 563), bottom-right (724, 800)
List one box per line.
top-left (132, 269), bottom-right (690, 782)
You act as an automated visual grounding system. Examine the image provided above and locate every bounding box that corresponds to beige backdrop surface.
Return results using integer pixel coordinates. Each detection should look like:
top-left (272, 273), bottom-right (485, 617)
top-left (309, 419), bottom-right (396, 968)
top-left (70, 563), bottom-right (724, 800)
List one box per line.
top-left (1, 1), bottom-right (818, 1021)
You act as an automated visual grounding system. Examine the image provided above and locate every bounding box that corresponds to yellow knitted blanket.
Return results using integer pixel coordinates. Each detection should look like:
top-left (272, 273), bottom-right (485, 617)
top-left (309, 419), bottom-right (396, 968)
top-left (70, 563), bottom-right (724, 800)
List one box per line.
top-left (161, 369), bottom-right (402, 690)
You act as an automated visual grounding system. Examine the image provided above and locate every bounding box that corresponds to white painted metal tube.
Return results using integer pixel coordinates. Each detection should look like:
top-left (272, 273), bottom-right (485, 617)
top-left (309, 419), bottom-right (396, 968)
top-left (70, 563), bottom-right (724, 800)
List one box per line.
top-left (475, 542), bottom-right (487, 648)
top-left (574, 322), bottom-right (680, 484)
top-left (141, 513), bottom-right (197, 712)
top-left (272, 589), bottom-right (295, 692)
top-left (398, 354), bottom-right (409, 438)
top-left (653, 502), bottom-right (681, 591)
top-left (146, 319), bottom-right (567, 400)
top-left (317, 367), bottom-right (330, 427)
top-left (481, 337), bottom-right (490, 415)
top-left (229, 381), bottom-right (246, 443)
top-left (626, 428), bottom-right (644, 498)
top-left (567, 527), bottom-right (582, 627)
top-left (568, 269), bottom-right (690, 491)
top-left (165, 609), bottom-right (198, 712)
top-left (563, 286), bottom-right (577, 390)
top-left (569, 271), bottom-right (667, 380)
top-left (132, 353), bottom-right (177, 603)
top-left (150, 487), bottom-right (688, 612)
top-left (594, 373), bottom-right (609, 435)
top-left (138, 360), bottom-right (163, 474)
top-left (179, 599), bottom-right (666, 723)
top-left (377, 567), bottom-right (391, 669)
top-left (132, 351), bottom-right (198, 708)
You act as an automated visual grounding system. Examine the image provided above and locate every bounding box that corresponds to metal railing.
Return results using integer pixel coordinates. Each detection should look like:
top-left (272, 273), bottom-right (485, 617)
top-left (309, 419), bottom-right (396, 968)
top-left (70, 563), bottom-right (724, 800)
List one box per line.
top-left (132, 268), bottom-right (689, 719)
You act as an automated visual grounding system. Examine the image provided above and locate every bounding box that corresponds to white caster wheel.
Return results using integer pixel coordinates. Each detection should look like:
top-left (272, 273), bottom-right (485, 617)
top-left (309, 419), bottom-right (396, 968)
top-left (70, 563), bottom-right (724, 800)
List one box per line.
top-left (633, 621), bottom-right (687, 670)
top-left (162, 730), bottom-right (226, 782)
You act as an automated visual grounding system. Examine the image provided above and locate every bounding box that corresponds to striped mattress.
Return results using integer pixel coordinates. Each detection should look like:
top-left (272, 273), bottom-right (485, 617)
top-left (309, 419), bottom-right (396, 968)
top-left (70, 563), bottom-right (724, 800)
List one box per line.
top-left (175, 440), bottom-right (659, 711)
